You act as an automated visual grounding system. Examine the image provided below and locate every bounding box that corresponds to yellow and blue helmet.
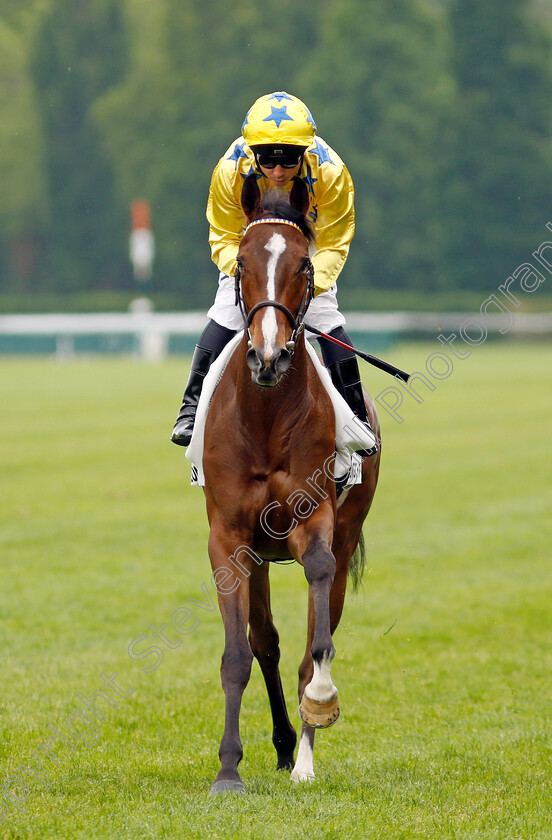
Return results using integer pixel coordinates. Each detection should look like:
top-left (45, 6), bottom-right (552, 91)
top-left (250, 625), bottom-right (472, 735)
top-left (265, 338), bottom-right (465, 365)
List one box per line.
top-left (241, 91), bottom-right (317, 149)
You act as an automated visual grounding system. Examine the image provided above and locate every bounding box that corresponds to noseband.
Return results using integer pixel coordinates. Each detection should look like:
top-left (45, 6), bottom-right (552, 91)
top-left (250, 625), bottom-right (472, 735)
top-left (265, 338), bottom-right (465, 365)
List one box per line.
top-left (234, 218), bottom-right (315, 352)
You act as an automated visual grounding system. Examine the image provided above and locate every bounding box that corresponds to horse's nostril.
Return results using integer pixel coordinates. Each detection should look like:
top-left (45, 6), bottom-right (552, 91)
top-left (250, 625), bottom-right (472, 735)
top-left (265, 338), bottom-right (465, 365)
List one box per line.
top-left (246, 347), bottom-right (262, 372)
top-left (275, 348), bottom-right (291, 375)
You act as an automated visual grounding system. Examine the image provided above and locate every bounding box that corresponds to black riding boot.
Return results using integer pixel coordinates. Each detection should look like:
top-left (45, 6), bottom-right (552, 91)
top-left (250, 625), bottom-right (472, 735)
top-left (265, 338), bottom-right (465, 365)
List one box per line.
top-left (171, 320), bottom-right (236, 446)
top-left (318, 326), bottom-right (378, 456)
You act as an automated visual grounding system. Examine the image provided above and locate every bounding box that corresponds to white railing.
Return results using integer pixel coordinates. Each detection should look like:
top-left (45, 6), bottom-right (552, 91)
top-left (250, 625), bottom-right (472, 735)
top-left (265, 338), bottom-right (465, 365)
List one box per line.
top-left (0, 311), bottom-right (209, 360)
top-left (0, 309), bottom-right (550, 360)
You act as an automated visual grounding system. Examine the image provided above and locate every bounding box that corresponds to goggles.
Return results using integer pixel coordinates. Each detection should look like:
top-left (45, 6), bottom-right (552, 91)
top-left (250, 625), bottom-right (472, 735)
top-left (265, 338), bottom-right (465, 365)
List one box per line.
top-left (254, 149), bottom-right (304, 170)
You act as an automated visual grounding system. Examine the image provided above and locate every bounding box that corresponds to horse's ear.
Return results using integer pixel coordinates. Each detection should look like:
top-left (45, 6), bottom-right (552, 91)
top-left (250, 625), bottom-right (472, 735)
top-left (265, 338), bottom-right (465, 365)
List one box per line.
top-left (241, 173), bottom-right (261, 222)
top-left (289, 176), bottom-right (309, 217)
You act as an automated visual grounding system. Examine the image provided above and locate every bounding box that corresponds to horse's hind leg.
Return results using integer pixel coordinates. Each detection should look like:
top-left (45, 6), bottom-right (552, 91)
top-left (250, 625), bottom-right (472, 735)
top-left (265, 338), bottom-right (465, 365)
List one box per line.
top-left (248, 562), bottom-right (296, 770)
top-left (291, 723), bottom-right (316, 782)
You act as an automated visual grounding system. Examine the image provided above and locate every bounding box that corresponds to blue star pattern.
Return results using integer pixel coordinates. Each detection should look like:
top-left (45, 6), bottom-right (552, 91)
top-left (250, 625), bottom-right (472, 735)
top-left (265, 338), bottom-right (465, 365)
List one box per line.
top-left (302, 163), bottom-right (317, 194)
top-left (226, 141), bottom-right (248, 169)
top-left (262, 105), bottom-right (294, 129)
top-left (240, 165), bottom-right (262, 181)
top-left (310, 138), bottom-right (334, 166)
top-left (305, 107), bottom-right (317, 131)
top-left (268, 92), bottom-right (294, 104)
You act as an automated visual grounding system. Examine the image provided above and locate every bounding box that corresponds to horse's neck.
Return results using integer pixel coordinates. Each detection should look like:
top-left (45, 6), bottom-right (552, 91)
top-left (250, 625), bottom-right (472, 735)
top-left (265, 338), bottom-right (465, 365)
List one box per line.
top-left (235, 335), bottom-right (311, 428)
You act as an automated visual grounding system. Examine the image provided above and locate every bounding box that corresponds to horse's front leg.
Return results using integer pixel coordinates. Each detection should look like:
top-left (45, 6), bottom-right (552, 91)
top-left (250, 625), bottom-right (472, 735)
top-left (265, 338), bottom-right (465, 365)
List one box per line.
top-left (288, 512), bottom-right (340, 731)
top-left (291, 524), bottom-right (360, 782)
top-left (208, 524), bottom-right (254, 795)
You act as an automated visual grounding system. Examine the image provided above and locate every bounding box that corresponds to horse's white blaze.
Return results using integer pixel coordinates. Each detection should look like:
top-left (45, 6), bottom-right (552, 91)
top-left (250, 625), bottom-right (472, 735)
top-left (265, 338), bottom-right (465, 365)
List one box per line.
top-left (262, 232), bottom-right (286, 360)
top-left (304, 653), bottom-right (337, 704)
top-left (291, 730), bottom-right (315, 782)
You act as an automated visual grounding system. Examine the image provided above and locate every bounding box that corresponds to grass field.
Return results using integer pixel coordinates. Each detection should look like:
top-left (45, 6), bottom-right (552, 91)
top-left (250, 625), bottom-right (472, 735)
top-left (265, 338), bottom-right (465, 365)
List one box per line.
top-left (1, 342), bottom-right (551, 839)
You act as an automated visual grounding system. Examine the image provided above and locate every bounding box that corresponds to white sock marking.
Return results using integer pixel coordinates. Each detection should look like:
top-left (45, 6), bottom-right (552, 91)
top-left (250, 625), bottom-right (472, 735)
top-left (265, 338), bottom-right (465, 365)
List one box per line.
top-left (262, 233), bottom-right (286, 360)
top-left (304, 653), bottom-right (337, 704)
top-left (291, 729), bottom-right (315, 782)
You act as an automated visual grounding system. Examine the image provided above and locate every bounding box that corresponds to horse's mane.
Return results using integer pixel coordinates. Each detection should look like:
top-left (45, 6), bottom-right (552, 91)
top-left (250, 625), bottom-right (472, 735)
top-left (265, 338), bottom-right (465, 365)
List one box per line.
top-left (258, 189), bottom-right (315, 244)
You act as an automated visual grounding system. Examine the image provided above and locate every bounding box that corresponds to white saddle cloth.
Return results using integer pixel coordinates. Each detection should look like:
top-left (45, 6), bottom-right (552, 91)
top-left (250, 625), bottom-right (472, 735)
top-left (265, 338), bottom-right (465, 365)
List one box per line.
top-left (185, 331), bottom-right (377, 487)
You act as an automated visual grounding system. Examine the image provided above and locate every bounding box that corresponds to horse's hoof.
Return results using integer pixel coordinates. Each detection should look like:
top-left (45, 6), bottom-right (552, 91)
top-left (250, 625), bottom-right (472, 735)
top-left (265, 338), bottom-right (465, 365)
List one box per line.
top-left (276, 756), bottom-right (294, 771)
top-left (299, 693), bottom-right (340, 728)
top-left (290, 767), bottom-right (315, 783)
top-left (209, 779), bottom-right (246, 796)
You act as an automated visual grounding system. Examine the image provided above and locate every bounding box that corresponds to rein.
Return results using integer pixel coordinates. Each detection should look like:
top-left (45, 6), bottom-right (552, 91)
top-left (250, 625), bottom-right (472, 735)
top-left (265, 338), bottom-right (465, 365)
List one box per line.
top-left (234, 217), bottom-right (315, 352)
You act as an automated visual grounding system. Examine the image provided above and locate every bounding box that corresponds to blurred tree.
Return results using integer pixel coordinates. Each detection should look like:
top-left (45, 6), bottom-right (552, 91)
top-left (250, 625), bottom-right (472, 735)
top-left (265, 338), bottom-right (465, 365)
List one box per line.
top-left (29, 0), bottom-right (129, 291)
top-left (0, 18), bottom-right (48, 290)
top-left (3, 0), bottom-right (552, 305)
top-left (160, 0), bottom-right (320, 300)
top-left (444, 0), bottom-right (552, 289)
top-left (92, 0), bottom-right (171, 288)
top-left (298, 0), bottom-right (454, 294)
top-left (0, 0), bottom-right (47, 30)
top-left (96, 0), bottom-right (320, 304)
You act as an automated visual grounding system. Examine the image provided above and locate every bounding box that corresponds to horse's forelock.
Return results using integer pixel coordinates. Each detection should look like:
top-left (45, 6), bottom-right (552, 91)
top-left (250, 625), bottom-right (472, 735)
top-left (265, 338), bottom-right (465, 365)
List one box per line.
top-left (257, 190), bottom-right (315, 244)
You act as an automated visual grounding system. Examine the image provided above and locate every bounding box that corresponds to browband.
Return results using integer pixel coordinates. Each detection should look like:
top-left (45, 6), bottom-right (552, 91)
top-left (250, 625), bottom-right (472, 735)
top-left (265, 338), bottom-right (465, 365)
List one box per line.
top-left (243, 218), bottom-right (306, 238)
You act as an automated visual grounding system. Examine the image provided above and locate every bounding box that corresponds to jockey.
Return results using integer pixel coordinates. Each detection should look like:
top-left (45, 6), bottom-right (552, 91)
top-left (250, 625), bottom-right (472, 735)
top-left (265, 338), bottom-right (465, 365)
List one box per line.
top-left (171, 91), bottom-right (375, 450)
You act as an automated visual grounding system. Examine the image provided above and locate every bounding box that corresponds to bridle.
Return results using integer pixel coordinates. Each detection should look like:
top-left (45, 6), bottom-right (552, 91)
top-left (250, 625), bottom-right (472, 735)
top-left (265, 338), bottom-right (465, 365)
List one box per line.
top-left (234, 218), bottom-right (315, 353)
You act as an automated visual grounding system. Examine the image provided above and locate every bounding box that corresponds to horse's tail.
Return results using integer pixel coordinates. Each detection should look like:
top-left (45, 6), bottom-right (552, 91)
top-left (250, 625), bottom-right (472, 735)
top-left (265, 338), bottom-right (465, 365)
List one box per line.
top-left (349, 531), bottom-right (366, 593)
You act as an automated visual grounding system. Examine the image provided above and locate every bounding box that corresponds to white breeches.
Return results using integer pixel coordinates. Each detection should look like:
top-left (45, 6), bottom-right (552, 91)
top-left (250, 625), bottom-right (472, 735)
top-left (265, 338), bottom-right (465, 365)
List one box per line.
top-left (206, 271), bottom-right (346, 336)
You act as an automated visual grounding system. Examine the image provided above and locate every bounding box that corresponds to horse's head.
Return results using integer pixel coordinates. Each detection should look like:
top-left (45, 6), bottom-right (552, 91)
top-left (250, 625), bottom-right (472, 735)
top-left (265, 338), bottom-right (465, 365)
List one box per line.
top-left (237, 174), bottom-right (315, 387)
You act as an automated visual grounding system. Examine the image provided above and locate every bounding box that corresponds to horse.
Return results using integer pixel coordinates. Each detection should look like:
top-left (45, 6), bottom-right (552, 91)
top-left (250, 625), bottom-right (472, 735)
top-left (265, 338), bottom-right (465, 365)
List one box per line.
top-left (201, 173), bottom-right (381, 794)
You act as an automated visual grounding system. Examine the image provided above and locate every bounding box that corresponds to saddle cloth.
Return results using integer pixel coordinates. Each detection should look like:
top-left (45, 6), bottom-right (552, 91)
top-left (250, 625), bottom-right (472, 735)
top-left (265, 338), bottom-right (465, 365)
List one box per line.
top-left (186, 330), bottom-right (377, 487)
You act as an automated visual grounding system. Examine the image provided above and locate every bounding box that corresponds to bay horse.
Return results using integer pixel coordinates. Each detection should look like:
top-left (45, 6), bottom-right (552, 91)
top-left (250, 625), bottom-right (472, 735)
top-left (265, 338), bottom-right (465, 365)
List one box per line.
top-left (201, 174), bottom-right (381, 794)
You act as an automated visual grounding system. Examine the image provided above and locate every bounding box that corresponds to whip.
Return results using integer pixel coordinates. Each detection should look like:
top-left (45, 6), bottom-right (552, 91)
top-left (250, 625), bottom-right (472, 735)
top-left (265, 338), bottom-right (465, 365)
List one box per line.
top-left (304, 323), bottom-right (411, 382)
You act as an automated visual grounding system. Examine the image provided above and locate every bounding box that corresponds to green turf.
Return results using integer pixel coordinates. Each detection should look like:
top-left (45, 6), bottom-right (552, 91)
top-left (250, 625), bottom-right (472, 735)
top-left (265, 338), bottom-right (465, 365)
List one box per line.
top-left (0, 343), bottom-right (551, 839)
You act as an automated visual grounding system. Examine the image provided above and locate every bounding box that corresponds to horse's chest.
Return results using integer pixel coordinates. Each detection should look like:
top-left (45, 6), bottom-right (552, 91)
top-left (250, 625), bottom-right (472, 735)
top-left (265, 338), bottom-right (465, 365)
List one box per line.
top-left (246, 468), bottom-right (325, 544)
